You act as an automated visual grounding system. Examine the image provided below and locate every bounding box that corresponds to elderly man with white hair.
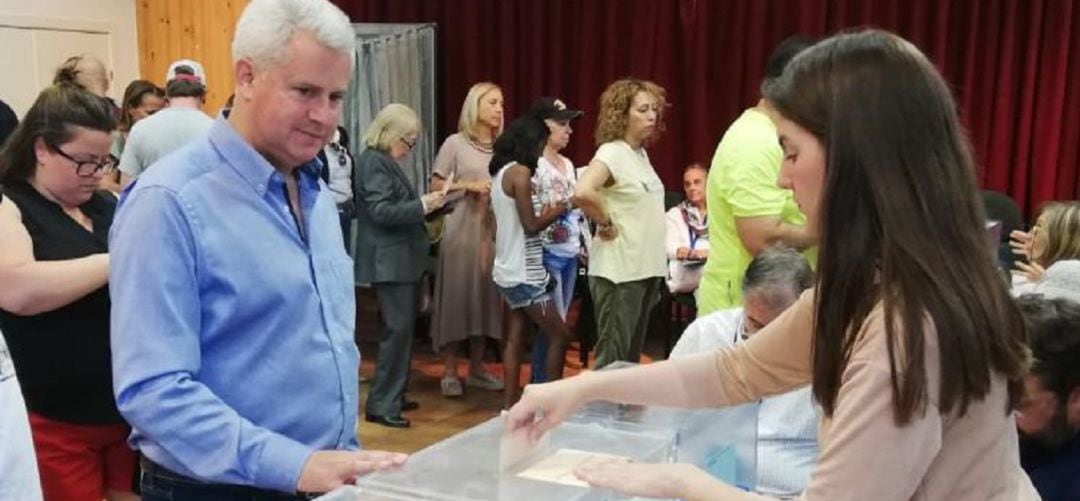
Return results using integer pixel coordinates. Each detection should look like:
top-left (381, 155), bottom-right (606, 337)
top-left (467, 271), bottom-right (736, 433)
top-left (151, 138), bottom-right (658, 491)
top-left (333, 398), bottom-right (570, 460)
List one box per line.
top-left (670, 246), bottom-right (820, 497)
top-left (109, 0), bottom-right (406, 498)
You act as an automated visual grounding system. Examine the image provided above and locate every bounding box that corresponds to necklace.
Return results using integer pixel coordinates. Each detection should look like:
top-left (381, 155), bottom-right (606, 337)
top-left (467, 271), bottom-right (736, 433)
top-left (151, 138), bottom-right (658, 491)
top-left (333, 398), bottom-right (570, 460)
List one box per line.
top-left (467, 136), bottom-right (494, 154)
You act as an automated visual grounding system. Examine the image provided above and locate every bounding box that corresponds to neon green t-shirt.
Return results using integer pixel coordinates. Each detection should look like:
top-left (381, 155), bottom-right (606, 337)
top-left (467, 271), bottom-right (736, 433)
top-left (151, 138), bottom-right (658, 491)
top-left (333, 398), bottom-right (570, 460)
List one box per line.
top-left (697, 108), bottom-right (815, 315)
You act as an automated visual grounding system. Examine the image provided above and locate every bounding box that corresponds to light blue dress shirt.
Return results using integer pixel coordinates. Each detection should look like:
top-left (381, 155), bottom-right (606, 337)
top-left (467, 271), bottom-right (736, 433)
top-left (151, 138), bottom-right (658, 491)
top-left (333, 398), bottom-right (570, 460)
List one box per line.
top-left (110, 117), bottom-right (359, 493)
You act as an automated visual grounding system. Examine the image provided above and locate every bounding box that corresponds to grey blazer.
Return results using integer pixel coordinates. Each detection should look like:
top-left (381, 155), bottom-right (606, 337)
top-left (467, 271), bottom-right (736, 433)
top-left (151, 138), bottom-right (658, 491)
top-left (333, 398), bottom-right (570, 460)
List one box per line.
top-left (353, 148), bottom-right (430, 284)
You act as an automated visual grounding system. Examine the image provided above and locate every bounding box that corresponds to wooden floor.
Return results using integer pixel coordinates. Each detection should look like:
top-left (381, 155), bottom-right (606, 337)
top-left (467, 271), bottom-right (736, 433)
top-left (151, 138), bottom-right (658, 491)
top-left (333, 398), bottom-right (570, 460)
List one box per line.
top-left (351, 287), bottom-right (672, 455)
top-left (355, 339), bottom-right (596, 454)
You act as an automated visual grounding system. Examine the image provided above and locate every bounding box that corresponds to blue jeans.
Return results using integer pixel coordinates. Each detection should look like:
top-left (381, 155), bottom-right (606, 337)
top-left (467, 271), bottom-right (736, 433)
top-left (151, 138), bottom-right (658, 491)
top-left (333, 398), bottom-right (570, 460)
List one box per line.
top-left (530, 252), bottom-right (578, 383)
top-left (140, 460), bottom-right (318, 501)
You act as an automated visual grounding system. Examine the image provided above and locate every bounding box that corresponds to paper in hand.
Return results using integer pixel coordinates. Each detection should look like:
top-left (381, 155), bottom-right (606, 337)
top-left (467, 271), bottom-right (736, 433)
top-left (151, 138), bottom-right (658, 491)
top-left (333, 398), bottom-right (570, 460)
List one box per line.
top-left (499, 411), bottom-right (549, 474)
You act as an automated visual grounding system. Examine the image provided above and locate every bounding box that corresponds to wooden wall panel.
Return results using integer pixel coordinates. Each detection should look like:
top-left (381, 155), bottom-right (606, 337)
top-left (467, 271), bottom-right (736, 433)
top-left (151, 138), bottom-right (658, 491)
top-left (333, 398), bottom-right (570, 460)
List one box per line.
top-left (135, 0), bottom-right (249, 116)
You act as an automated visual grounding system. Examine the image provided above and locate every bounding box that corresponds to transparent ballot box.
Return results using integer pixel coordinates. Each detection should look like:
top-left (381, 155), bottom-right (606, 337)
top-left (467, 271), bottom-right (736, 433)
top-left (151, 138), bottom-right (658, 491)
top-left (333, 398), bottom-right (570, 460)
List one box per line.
top-left (317, 401), bottom-right (759, 500)
top-left (319, 414), bottom-right (676, 500)
top-left (575, 400), bottom-right (759, 492)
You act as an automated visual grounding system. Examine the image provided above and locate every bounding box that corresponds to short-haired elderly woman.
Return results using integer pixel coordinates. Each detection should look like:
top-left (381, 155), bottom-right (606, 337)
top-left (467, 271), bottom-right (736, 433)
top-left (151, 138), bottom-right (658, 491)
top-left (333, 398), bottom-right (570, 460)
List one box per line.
top-left (573, 78), bottom-right (669, 368)
top-left (354, 103), bottom-right (445, 428)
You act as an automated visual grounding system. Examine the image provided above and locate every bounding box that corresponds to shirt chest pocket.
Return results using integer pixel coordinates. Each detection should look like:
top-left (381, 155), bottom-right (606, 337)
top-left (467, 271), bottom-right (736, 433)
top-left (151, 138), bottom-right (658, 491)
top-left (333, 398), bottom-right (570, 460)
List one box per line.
top-left (314, 256), bottom-right (357, 339)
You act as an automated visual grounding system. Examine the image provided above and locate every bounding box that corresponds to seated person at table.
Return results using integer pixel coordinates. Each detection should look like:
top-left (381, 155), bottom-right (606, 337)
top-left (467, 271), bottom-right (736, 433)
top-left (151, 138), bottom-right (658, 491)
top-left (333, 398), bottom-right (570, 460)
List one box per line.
top-left (670, 246), bottom-right (818, 497)
top-left (1010, 201), bottom-right (1080, 291)
top-left (1015, 295), bottom-right (1080, 500)
top-left (666, 163), bottom-right (710, 294)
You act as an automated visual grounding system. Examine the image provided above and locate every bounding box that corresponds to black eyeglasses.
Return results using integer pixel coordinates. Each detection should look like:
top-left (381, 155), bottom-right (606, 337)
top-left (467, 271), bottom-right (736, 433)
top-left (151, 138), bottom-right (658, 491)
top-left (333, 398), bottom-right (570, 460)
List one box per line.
top-left (401, 137), bottom-right (416, 150)
top-left (48, 143), bottom-right (117, 177)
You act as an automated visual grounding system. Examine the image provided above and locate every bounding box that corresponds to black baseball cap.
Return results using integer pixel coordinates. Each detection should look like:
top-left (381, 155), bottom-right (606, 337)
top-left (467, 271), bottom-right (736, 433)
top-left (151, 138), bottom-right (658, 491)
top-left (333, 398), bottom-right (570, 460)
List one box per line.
top-left (528, 97), bottom-right (583, 121)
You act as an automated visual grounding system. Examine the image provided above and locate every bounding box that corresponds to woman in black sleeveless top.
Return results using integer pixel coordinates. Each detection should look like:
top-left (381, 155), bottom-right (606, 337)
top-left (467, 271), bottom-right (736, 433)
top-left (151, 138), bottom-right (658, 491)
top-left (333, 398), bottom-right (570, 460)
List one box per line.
top-left (0, 83), bottom-right (136, 501)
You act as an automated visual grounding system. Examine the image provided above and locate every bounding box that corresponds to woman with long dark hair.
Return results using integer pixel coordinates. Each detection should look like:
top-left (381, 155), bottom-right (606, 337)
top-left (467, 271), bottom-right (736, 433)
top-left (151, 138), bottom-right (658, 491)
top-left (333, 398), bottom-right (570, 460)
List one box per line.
top-left (508, 30), bottom-right (1034, 500)
top-left (0, 83), bottom-right (136, 500)
top-left (99, 80), bottom-right (164, 193)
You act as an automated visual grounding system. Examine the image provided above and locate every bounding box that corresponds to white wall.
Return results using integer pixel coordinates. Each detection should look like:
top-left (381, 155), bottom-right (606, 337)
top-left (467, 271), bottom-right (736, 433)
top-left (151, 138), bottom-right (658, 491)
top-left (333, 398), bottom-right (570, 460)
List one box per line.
top-left (0, 0), bottom-right (138, 118)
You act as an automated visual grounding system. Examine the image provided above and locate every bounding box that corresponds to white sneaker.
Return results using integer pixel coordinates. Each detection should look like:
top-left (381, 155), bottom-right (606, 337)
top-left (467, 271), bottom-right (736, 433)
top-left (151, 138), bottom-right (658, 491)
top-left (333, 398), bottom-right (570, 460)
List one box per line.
top-left (441, 376), bottom-right (463, 397)
top-left (465, 371), bottom-right (504, 391)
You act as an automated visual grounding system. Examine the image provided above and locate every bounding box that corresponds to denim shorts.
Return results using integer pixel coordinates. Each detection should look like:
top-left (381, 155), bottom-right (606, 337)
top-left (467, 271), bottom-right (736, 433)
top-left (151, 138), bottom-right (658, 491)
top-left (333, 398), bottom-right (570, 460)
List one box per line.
top-left (495, 281), bottom-right (552, 309)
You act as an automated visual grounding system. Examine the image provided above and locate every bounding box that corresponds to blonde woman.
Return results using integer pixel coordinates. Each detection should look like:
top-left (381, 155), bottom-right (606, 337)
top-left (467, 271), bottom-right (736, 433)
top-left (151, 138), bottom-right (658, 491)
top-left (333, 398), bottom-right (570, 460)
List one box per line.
top-left (573, 79), bottom-right (668, 368)
top-left (355, 104), bottom-right (445, 427)
top-left (1012, 201), bottom-right (1080, 285)
top-left (429, 82), bottom-right (506, 397)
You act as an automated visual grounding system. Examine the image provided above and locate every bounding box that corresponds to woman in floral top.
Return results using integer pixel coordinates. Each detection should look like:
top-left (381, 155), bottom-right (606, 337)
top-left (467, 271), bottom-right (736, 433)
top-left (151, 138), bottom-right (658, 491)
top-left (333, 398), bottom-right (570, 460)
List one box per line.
top-left (526, 98), bottom-right (585, 382)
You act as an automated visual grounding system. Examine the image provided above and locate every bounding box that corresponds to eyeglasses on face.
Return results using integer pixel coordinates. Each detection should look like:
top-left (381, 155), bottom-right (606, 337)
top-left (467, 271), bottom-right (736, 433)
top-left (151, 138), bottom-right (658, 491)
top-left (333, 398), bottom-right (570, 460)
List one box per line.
top-left (400, 136), bottom-right (416, 150)
top-left (48, 142), bottom-right (117, 177)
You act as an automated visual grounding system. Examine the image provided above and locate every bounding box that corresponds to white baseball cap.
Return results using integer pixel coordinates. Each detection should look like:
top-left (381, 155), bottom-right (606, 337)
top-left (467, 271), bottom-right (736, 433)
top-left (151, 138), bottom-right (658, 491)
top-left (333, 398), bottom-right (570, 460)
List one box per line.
top-left (165, 59), bottom-right (207, 86)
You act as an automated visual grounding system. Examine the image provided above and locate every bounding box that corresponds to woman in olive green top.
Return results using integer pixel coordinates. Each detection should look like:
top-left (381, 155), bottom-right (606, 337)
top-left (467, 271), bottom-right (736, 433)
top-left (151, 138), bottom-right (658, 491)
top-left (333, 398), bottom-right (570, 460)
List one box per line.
top-left (511, 31), bottom-right (1035, 500)
top-left (573, 79), bottom-right (668, 368)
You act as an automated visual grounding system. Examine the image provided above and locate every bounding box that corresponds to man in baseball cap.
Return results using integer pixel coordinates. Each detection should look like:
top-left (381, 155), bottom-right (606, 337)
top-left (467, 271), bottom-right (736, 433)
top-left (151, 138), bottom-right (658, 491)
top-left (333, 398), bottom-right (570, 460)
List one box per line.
top-left (118, 59), bottom-right (213, 186)
top-left (165, 59), bottom-right (207, 87)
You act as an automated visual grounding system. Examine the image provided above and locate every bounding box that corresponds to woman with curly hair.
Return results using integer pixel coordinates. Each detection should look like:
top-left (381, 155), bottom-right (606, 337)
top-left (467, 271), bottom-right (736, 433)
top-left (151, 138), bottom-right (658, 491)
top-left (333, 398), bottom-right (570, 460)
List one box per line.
top-left (573, 78), bottom-right (668, 368)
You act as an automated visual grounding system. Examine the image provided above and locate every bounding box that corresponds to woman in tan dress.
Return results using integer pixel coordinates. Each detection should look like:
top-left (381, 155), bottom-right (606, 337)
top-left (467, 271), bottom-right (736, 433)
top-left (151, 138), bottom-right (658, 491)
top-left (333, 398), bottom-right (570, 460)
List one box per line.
top-left (429, 82), bottom-right (506, 397)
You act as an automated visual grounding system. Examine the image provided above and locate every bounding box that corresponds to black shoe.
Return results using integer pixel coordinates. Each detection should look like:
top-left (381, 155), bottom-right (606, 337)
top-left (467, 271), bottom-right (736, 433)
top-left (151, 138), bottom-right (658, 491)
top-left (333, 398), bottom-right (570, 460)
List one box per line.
top-left (401, 399), bottom-right (420, 412)
top-left (365, 413), bottom-right (411, 428)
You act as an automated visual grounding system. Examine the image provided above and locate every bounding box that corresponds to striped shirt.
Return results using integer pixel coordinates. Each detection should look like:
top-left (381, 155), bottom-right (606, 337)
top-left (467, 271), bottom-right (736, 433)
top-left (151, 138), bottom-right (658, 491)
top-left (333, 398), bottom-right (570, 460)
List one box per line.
top-left (492, 162), bottom-right (549, 288)
top-left (671, 308), bottom-right (820, 497)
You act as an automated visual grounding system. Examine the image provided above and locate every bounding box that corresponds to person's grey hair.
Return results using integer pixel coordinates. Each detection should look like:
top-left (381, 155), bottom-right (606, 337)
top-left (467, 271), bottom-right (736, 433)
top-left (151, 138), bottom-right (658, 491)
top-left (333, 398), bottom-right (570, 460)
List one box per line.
top-left (363, 103), bottom-right (421, 152)
top-left (1031, 259), bottom-right (1080, 304)
top-left (743, 246), bottom-right (814, 310)
top-left (232, 0), bottom-right (355, 69)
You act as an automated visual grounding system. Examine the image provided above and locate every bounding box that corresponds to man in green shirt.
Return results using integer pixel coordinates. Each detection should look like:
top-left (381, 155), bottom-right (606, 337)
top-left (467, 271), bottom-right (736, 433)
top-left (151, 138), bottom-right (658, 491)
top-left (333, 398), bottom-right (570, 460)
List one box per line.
top-left (698, 36), bottom-right (818, 315)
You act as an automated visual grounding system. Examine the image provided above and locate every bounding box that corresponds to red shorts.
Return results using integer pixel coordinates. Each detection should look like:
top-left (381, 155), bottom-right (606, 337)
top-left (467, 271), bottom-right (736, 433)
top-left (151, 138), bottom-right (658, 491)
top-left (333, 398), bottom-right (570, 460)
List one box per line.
top-left (29, 413), bottom-right (137, 500)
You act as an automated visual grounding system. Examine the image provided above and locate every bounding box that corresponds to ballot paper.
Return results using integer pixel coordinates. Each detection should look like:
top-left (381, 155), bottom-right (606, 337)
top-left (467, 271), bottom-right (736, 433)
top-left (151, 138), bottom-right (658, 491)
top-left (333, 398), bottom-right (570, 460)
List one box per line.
top-left (515, 449), bottom-right (631, 488)
top-left (499, 418), bottom-right (549, 473)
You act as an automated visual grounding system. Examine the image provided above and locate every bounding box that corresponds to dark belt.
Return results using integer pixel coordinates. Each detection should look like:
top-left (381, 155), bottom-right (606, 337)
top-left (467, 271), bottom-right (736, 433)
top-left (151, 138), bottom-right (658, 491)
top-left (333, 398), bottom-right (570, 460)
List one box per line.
top-left (337, 199), bottom-right (356, 215)
top-left (140, 458), bottom-right (323, 500)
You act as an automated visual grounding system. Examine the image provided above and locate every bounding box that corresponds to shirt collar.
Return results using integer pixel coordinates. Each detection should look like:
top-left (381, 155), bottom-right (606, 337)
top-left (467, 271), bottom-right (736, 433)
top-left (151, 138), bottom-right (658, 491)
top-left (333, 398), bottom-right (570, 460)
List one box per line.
top-left (208, 116), bottom-right (323, 195)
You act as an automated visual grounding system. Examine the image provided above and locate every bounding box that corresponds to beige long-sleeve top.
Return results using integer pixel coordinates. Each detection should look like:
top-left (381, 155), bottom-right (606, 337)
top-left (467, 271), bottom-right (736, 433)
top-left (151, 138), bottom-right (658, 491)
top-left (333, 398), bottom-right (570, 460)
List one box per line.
top-left (671, 290), bottom-right (1039, 500)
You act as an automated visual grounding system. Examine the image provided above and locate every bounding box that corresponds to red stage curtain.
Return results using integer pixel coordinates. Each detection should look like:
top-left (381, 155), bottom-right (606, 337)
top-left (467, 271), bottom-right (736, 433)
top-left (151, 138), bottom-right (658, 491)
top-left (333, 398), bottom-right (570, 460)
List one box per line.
top-left (336, 0), bottom-right (1080, 216)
